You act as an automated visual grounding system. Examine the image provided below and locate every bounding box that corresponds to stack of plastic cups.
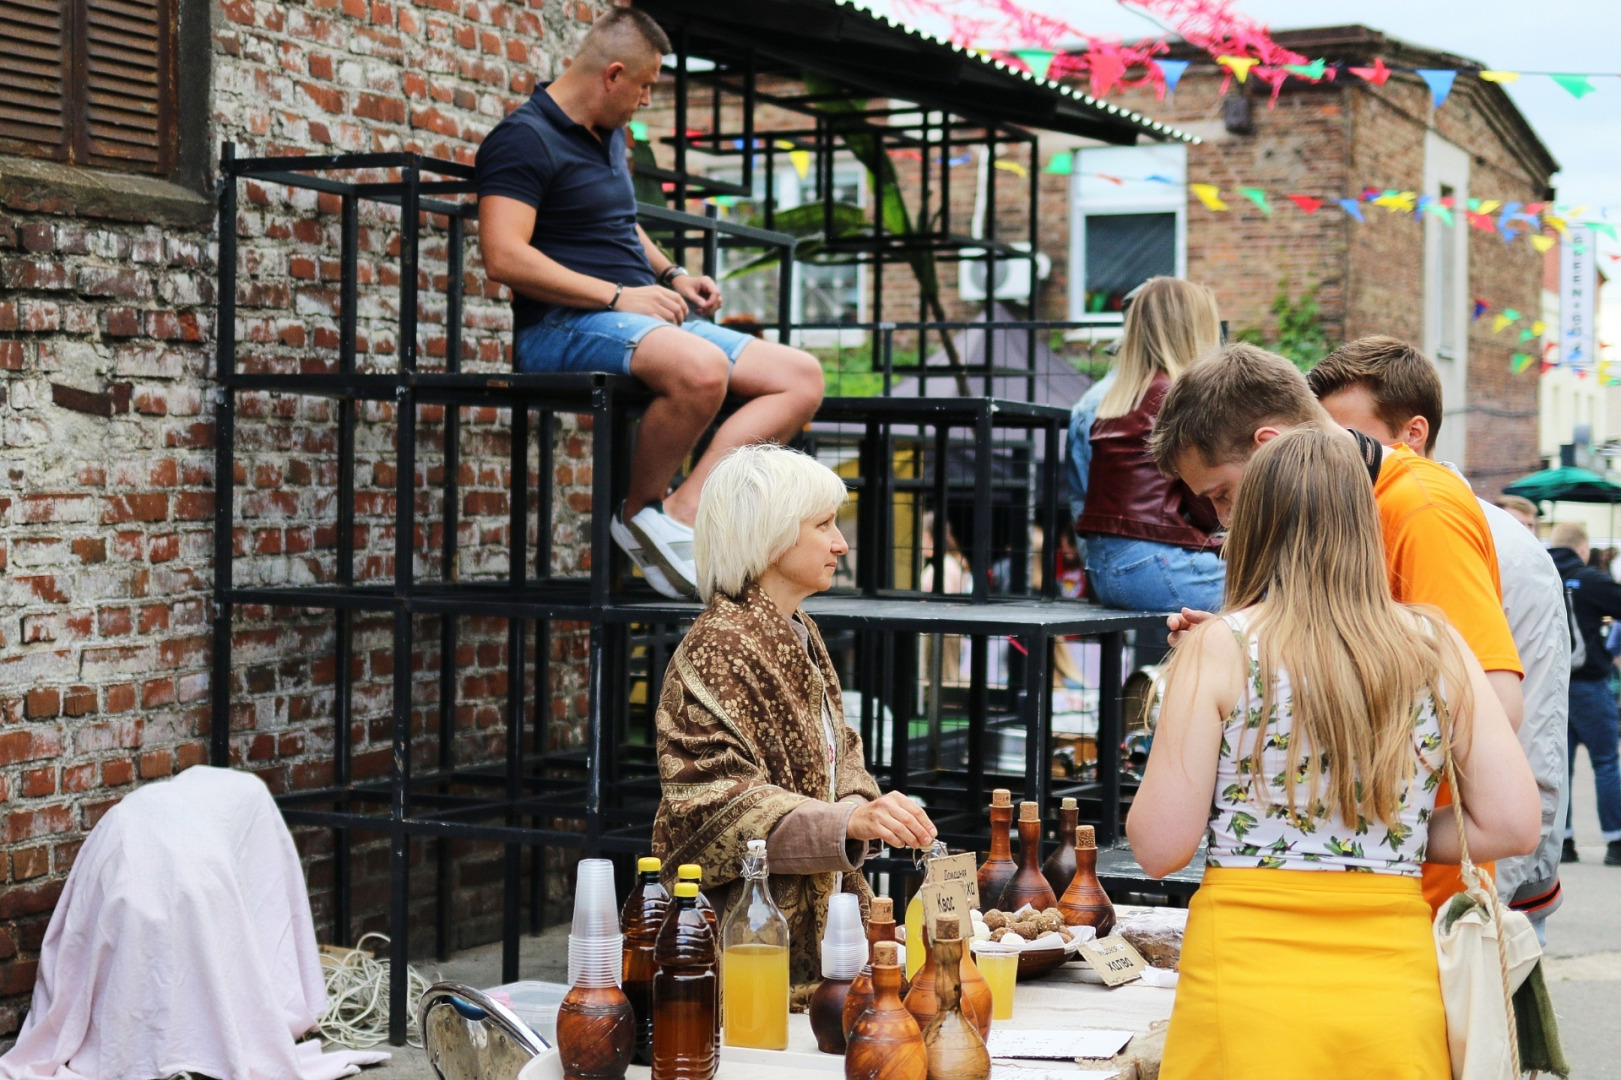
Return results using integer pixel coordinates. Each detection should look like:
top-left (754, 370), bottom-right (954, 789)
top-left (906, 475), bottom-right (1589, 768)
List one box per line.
top-left (568, 858), bottom-right (623, 989)
top-left (821, 893), bottom-right (869, 981)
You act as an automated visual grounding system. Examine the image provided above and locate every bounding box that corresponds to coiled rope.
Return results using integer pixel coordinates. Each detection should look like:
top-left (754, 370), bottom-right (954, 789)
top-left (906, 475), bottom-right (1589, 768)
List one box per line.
top-left (318, 933), bottom-right (433, 1049)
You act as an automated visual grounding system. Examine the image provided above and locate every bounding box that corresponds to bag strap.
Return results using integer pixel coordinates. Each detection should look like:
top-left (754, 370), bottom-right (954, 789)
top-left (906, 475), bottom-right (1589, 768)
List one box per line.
top-left (1434, 685), bottom-right (1523, 1077)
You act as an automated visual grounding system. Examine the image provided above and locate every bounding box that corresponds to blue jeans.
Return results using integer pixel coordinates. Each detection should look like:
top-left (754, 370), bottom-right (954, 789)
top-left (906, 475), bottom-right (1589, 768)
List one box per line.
top-left (1082, 534), bottom-right (1225, 614)
top-left (1567, 677), bottom-right (1621, 841)
top-left (514, 308), bottom-right (756, 376)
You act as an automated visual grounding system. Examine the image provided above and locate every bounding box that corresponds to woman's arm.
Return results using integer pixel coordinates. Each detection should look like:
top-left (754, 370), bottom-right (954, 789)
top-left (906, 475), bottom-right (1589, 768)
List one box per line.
top-left (1126, 621), bottom-right (1243, 878)
top-left (1423, 625), bottom-right (1542, 864)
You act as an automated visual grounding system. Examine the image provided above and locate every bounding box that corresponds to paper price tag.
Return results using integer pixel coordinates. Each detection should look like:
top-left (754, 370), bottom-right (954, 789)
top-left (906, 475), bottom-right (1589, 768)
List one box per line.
top-left (925, 851), bottom-right (980, 911)
top-left (918, 879), bottom-right (972, 940)
top-left (1075, 935), bottom-right (1147, 986)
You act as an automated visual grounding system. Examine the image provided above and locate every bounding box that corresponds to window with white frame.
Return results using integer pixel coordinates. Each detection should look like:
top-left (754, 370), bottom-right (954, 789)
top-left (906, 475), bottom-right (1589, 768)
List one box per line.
top-left (1069, 144), bottom-right (1187, 323)
top-left (711, 161), bottom-right (867, 332)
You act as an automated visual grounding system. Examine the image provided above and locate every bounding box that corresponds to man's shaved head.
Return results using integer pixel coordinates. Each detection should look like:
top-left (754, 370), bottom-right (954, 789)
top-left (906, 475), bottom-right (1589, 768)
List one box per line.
top-left (574, 7), bottom-right (671, 72)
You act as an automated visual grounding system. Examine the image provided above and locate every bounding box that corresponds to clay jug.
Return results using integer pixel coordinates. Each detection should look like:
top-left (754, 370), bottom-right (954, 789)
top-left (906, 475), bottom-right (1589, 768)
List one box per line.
top-left (903, 922), bottom-right (991, 1040)
top-left (557, 984), bottom-right (634, 1080)
top-left (999, 801), bottom-right (1057, 913)
top-left (976, 789), bottom-right (1017, 910)
top-left (1057, 825), bottom-right (1116, 938)
top-left (843, 897), bottom-right (910, 1042)
top-left (919, 919), bottom-right (990, 1080)
top-left (1041, 797), bottom-right (1079, 898)
top-left (844, 942), bottom-right (925, 1080)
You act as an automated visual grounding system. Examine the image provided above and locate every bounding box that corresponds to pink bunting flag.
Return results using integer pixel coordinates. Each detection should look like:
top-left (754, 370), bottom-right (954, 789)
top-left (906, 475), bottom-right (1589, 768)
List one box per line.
top-left (1348, 57), bottom-right (1391, 85)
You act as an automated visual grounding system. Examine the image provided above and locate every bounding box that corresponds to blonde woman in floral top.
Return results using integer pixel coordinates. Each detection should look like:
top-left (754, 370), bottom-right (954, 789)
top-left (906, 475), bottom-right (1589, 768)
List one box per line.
top-left (1127, 428), bottom-right (1539, 1080)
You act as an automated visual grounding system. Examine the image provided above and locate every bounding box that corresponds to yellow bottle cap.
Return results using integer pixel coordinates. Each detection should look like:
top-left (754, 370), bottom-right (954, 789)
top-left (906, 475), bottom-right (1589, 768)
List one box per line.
top-left (678, 863), bottom-right (702, 880)
top-left (675, 881), bottom-right (699, 898)
top-left (638, 856), bottom-right (662, 874)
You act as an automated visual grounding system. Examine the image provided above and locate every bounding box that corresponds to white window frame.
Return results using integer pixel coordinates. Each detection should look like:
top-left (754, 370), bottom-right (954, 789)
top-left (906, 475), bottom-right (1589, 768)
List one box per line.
top-left (1424, 131), bottom-right (1471, 466)
top-left (1068, 144), bottom-right (1188, 326)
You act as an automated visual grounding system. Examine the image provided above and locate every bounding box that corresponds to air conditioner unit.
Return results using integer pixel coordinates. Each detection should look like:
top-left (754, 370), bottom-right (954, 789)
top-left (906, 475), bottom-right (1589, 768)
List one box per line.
top-left (958, 243), bottom-right (1051, 302)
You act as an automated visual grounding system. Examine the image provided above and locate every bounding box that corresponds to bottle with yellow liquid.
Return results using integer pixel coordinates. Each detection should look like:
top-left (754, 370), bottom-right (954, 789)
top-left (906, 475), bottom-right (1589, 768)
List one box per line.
top-left (720, 838), bottom-right (789, 1050)
top-left (905, 840), bottom-right (948, 981)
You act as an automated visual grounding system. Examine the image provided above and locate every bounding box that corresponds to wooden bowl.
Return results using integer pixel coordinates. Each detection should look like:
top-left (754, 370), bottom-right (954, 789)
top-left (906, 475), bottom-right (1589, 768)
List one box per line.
top-left (1016, 945), bottom-right (1068, 979)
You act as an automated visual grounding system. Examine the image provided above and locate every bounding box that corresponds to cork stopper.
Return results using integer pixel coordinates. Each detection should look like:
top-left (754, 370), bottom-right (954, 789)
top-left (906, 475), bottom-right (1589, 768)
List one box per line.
top-left (874, 941), bottom-right (899, 967)
top-left (871, 896), bottom-right (893, 920)
top-left (1019, 800), bottom-right (1040, 822)
top-left (1075, 825), bottom-right (1096, 850)
top-left (1061, 797), bottom-right (1076, 811)
top-left (991, 789), bottom-right (1011, 808)
top-left (935, 916), bottom-right (960, 941)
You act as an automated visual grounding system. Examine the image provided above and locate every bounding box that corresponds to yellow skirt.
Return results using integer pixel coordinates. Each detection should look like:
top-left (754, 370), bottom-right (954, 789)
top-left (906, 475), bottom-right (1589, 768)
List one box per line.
top-left (1160, 868), bottom-right (1449, 1080)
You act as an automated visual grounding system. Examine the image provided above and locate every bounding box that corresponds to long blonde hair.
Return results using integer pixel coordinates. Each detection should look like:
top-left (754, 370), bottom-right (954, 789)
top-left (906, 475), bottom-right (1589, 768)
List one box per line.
top-left (1180, 428), bottom-right (1473, 829)
top-left (1097, 277), bottom-right (1222, 420)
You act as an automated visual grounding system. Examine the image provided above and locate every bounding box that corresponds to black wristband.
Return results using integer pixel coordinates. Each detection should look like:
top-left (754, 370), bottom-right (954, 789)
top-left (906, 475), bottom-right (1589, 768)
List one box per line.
top-left (606, 283), bottom-right (624, 311)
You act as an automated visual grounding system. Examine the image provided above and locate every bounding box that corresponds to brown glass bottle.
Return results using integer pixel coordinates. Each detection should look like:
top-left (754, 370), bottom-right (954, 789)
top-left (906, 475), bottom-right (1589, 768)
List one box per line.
top-left (1057, 825), bottom-right (1116, 938)
top-left (845, 941), bottom-right (926, 1080)
top-left (919, 918), bottom-right (990, 1080)
top-left (902, 921), bottom-right (991, 1040)
top-left (977, 789), bottom-right (1017, 910)
top-left (1041, 797), bottom-right (1079, 899)
top-left (621, 856), bottom-right (669, 1066)
top-left (843, 897), bottom-right (909, 1042)
top-left (557, 984), bottom-right (634, 1080)
top-left (1000, 801), bottom-right (1058, 912)
top-left (652, 882), bottom-right (717, 1080)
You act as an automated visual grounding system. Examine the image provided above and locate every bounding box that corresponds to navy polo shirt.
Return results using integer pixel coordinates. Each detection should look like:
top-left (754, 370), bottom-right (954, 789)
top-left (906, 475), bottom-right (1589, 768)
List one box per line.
top-left (475, 84), bottom-right (656, 331)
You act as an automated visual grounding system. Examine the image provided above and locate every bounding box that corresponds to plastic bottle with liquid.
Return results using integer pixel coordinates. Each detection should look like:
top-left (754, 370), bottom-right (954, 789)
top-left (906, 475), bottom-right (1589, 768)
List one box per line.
top-left (999, 801), bottom-right (1058, 912)
top-left (621, 856), bottom-right (669, 1067)
top-left (919, 917), bottom-right (991, 1080)
top-left (675, 864), bottom-right (719, 1038)
top-left (721, 839), bottom-right (789, 1050)
top-left (1041, 797), bottom-right (1079, 899)
top-left (652, 881), bottom-right (718, 1080)
top-left (1057, 825), bottom-right (1116, 937)
top-left (844, 941), bottom-right (926, 1080)
top-left (976, 790), bottom-right (1018, 910)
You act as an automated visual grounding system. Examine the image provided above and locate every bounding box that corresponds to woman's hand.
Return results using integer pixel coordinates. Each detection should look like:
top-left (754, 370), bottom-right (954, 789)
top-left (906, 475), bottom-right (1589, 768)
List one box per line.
top-left (847, 791), bottom-right (937, 850)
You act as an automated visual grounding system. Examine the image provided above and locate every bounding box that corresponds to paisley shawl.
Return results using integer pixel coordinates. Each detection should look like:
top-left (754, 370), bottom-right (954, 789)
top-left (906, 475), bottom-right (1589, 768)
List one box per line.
top-left (652, 581), bottom-right (881, 986)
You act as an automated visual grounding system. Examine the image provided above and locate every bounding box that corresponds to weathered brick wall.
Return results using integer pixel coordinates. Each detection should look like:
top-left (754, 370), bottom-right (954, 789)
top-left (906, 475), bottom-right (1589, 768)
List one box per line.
top-left (0, 0), bottom-right (602, 1035)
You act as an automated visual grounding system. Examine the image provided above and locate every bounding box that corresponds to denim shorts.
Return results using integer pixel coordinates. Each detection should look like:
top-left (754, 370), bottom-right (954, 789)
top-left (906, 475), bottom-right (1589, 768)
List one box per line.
top-left (513, 307), bottom-right (757, 376)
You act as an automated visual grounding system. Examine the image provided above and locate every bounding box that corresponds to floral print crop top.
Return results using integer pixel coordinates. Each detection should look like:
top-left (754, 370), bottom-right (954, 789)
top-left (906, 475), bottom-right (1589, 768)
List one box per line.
top-left (1204, 612), bottom-right (1446, 875)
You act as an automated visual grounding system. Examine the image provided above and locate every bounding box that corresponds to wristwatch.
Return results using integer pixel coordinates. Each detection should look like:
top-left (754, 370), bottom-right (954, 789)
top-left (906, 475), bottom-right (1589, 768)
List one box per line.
top-left (658, 265), bottom-right (688, 287)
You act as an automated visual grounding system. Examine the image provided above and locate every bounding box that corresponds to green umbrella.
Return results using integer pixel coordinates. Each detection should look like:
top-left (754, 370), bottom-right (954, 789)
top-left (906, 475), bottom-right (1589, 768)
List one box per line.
top-left (1503, 465), bottom-right (1621, 542)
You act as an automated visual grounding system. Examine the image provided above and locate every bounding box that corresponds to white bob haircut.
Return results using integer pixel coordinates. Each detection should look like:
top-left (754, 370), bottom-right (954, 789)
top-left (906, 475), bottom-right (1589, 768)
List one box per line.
top-left (694, 443), bottom-right (848, 603)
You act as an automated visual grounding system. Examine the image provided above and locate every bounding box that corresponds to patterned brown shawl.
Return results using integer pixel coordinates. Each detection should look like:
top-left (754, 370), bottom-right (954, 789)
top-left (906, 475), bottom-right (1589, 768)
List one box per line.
top-left (652, 581), bottom-right (881, 986)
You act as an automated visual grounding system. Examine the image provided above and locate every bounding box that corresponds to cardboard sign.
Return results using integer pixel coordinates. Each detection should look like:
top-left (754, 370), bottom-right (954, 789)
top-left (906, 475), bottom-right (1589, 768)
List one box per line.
top-left (918, 879), bottom-right (973, 940)
top-left (1074, 935), bottom-right (1148, 987)
top-left (925, 851), bottom-right (980, 911)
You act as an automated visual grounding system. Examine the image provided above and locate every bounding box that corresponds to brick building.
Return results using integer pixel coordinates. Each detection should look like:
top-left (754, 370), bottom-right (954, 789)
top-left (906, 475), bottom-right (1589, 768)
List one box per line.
top-left (0, 0), bottom-right (603, 1035)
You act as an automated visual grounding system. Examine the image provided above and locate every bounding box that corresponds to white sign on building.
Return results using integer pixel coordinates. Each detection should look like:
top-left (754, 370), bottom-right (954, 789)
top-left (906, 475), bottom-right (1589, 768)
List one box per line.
top-left (1561, 224), bottom-right (1597, 370)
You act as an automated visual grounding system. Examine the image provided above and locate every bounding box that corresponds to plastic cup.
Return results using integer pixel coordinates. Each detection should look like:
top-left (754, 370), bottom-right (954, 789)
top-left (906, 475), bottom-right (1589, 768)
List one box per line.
top-left (571, 859), bottom-right (620, 938)
top-left (567, 933), bottom-right (624, 988)
top-left (973, 944), bottom-right (1019, 1021)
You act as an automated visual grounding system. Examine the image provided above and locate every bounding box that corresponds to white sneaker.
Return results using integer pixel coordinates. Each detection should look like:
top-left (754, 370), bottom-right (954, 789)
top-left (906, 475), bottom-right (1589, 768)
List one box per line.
top-left (611, 515), bottom-right (686, 600)
top-left (627, 505), bottom-right (699, 598)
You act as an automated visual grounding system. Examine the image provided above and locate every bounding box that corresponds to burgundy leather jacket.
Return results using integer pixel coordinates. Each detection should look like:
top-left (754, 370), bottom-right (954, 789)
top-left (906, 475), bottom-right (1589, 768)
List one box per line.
top-left (1075, 374), bottom-right (1223, 552)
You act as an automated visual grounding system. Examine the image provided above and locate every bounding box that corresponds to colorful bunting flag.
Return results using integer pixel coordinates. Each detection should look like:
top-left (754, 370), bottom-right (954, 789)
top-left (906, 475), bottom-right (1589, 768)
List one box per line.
top-left (1477, 200), bottom-right (1502, 215)
top-left (1512, 352), bottom-right (1534, 374)
top-left (1190, 183), bottom-right (1229, 211)
top-left (790, 150), bottom-right (811, 179)
top-left (1531, 234), bottom-right (1557, 253)
top-left (1520, 327), bottom-right (1536, 342)
top-left (1591, 222), bottom-right (1619, 240)
top-left (629, 121), bottom-right (649, 142)
top-left (1043, 151), bottom-right (1073, 175)
top-left (1216, 56), bottom-right (1258, 83)
top-left (1472, 299), bottom-right (1490, 321)
top-left (1348, 58), bottom-right (1391, 85)
top-left (1090, 51), bottom-right (1127, 98)
top-left (1238, 188), bottom-right (1272, 215)
top-left (1373, 190), bottom-right (1417, 213)
top-left (994, 160), bottom-right (1029, 178)
top-left (1532, 321), bottom-right (1547, 336)
top-left (1337, 199), bottom-right (1365, 222)
top-left (1284, 59), bottom-right (1327, 81)
top-left (1013, 49), bottom-right (1055, 80)
top-left (1156, 58), bottom-right (1190, 94)
top-left (1287, 194), bottom-right (1323, 214)
top-left (1417, 69), bottom-right (1457, 109)
top-left (1479, 70), bottom-right (1519, 84)
top-left (1551, 73), bottom-right (1596, 98)
top-left (1493, 313), bottom-right (1517, 333)
top-left (1543, 214), bottom-right (1568, 236)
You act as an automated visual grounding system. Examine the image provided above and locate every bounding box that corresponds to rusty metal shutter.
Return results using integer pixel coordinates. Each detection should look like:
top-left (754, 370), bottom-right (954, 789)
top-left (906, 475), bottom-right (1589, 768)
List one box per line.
top-left (0, 0), bottom-right (73, 159)
top-left (83, 0), bottom-right (174, 172)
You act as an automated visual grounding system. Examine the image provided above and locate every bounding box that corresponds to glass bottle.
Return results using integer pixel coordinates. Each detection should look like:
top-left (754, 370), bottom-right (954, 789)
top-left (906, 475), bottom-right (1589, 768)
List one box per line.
top-left (720, 839), bottom-right (789, 1050)
top-left (1041, 797), bottom-right (1079, 899)
top-left (1057, 825), bottom-right (1116, 938)
top-left (844, 941), bottom-right (926, 1080)
top-left (652, 882), bottom-right (717, 1080)
top-left (1000, 801), bottom-right (1058, 912)
top-left (621, 856), bottom-right (669, 1067)
top-left (843, 896), bottom-right (909, 1042)
top-left (676, 863), bottom-right (719, 1038)
top-left (920, 917), bottom-right (991, 1080)
top-left (977, 789), bottom-right (1018, 910)
top-left (905, 840), bottom-right (947, 980)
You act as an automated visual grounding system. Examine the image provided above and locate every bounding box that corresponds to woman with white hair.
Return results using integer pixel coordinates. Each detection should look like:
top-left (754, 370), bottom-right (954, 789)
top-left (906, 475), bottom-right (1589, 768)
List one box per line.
top-left (651, 443), bottom-right (936, 986)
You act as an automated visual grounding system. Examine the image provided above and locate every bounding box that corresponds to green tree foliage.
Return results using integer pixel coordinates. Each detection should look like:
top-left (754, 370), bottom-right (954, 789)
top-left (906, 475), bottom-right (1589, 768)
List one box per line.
top-left (1236, 279), bottom-right (1332, 371)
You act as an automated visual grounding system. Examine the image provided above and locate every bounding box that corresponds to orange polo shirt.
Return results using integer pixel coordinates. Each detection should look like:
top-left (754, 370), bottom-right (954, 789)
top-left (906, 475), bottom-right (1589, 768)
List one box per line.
top-left (1374, 444), bottom-right (1522, 912)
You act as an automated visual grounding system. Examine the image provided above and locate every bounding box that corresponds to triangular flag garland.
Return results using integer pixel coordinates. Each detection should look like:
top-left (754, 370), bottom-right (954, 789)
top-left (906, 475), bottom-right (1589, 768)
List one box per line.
top-left (1189, 183), bottom-right (1229, 211)
top-left (1337, 199), bottom-right (1366, 222)
top-left (1238, 188), bottom-right (1272, 215)
top-left (1512, 352), bottom-right (1535, 374)
top-left (1348, 58), bottom-right (1391, 85)
top-left (1283, 59), bottom-right (1327, 80)
top-left (1014, 49), bottom-right (1055, 81)
top-left (1551, 73), bottom-right (1596, 98)
top-left (1216, 55), bottom-right (1259, 83)
top-left (1417, 69), bottom-right (1457, 108)
top-left (1043, 151), bottom-right (1074, 176)
top-left (1287, 194), bottom-right (1323, 215)
top-left (1478, 70), bottom-right (1519, 84)
top-left (1157, 59), bottom-right (1190, 94)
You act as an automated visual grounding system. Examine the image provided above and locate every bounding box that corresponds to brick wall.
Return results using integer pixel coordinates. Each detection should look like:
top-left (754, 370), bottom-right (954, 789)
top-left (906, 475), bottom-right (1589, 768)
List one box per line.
top-left (0, 0), bottom-right (602, 1035)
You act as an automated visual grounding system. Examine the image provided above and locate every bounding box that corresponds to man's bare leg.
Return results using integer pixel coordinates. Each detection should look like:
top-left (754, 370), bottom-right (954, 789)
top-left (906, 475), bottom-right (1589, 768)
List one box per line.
top-left (623, 327), bottom-right (731, 522)
top-left (660, 340), bottom-right (824, 525)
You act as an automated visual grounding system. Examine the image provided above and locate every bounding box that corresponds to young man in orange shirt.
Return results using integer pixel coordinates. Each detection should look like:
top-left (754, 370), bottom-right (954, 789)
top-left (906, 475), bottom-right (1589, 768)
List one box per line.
top-left (1149, 342), bottom-right (1524, 914)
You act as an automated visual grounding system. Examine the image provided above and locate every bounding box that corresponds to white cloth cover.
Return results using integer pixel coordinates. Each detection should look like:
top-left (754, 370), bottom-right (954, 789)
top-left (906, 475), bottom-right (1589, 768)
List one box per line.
top-left (0, 767), bottom-right (389, 1080)
top-left (1433, 869), bottom-right (1541, 1080)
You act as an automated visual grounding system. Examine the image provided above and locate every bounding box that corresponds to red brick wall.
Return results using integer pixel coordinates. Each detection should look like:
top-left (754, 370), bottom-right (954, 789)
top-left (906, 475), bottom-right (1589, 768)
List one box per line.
top-left (0, 0), bottom-right (602, 1035)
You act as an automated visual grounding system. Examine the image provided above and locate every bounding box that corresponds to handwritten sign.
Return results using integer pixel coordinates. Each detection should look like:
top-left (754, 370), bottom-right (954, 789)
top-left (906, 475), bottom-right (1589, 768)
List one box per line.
top-left (926, 851), bottom-right (980, 911)
top-left (1074, 935), bottom-right (1147, 987)
top-left (918, 879), bottom-right (973, 940)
